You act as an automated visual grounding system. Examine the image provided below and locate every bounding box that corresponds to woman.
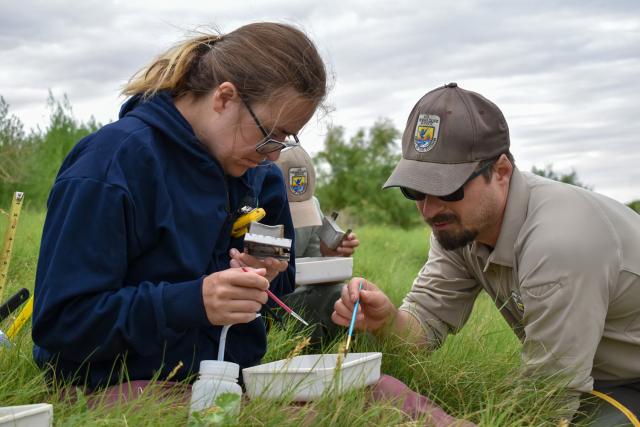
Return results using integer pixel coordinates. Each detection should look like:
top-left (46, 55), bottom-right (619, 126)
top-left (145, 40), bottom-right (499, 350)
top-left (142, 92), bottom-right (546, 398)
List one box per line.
top-left (32, 22), bottom-right (327, 390)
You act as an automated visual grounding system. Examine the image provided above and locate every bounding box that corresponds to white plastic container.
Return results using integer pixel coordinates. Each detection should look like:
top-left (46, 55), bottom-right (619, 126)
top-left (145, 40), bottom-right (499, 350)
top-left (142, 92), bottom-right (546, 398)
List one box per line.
top-left (242, 352), bottom-right (381, 401)
top-left (295, 257), bottom-right (353, 285)
top-left (189, 360), bottom-right (242, 414)
top-left (0, 404), bottom-right (53, 427)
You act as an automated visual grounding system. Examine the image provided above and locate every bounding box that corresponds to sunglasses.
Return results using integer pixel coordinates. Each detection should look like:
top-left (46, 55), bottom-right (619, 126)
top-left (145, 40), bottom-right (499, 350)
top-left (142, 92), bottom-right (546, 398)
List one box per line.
top-left (241, 97), bottom-right (300, 155)
top-left (400, 161), bottom-right (495, 202)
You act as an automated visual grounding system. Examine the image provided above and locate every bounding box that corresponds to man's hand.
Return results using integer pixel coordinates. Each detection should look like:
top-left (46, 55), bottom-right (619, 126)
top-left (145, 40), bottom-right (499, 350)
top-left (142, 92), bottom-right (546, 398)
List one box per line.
top-left (228, 248), bottom-right (288, 282)
top-left (320, 232), bottom-right (360, 257)
top-left (202, 267), bottom-right (269, 325)
top-left (332, 277), bottom-right (396, 332)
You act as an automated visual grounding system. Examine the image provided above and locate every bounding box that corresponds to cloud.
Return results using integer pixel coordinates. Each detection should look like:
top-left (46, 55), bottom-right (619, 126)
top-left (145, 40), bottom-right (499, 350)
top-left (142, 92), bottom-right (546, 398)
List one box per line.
top-left (1, 0), bottom-right (639, 202)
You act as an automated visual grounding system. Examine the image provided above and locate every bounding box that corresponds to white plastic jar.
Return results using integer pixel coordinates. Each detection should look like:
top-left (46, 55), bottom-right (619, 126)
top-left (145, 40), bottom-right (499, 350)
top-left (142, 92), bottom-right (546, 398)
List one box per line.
top-left (189, 360), bottom-right (242, 415)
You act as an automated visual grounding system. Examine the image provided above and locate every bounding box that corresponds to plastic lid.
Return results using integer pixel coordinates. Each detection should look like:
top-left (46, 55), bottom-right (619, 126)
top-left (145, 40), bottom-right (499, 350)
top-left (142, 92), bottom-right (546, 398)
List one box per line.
top-left (199, 360), bottom-right (240, 378)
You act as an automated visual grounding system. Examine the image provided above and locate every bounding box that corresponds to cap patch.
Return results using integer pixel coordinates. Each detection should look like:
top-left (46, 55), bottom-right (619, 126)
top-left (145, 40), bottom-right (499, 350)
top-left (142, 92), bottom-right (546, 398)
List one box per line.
top-left (414, 114), bottom-right (440, 153)
top-left (289, 167), bottom-right (308, 195)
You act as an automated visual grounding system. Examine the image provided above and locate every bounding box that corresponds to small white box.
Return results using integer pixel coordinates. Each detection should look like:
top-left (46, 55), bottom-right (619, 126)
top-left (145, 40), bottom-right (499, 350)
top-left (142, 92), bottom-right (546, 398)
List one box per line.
top-left (295, 257), bottom-right (353, 285)
top-left (242, 352), bottom-right (381, 401)
top-left (0, 404), bottom-right (53, 427)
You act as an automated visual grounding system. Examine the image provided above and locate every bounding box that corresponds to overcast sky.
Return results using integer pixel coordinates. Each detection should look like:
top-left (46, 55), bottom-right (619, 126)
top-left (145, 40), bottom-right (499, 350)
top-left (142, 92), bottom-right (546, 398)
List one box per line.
top-left (1, 0), bottom-right (639, 202)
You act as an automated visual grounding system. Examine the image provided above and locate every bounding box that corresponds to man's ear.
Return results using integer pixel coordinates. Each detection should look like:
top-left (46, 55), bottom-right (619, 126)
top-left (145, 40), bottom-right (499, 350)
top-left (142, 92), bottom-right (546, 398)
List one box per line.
top-left (494, 153), bottom-right (513, 185)
top-left (212, 81), bottom-right (239, 113)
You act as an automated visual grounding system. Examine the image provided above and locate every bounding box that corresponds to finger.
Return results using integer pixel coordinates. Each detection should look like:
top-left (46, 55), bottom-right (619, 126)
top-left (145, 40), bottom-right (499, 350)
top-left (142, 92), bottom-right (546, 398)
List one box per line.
top-left (358, 290), bottom-right (382, 309)
top-left (331, 310), bottom-right (351, 327)
top-left (240, 266), bottom-right (267, 276)
top-left (262, 257), bottom-right (288, 270)
top-left (274, 259), bottom-right (288, 272)
top-left (216, 299), bottom-right (264, 313)
top-left (215, 286), bottom-right (269, 305)
top-left (332, 299), bottom-right (354, 326)
top-left (332, 303), bottom-right (364, 327)
top-left (229, 248), bottom-right (241, 258)
top-left (334, 297), bottom-right (354, 319)
top-left (339, 282), bottom-right (355, 308)
top-left (229, 258), bottom-right (246, 268)
top-left (237, 252), bottom-right (261, 266)
top-left (204, 276), bottom-right (268, 302)
top-left (263, 258), bottom-right (275, 270)
top-left (336, 246), bottom-right (354, 256)
top-left (347, 277), bottom-right (366, 303)
top-left (223, 269), bottom-right (269, 290)
top-left (342, 239), bottom-right (359, 248)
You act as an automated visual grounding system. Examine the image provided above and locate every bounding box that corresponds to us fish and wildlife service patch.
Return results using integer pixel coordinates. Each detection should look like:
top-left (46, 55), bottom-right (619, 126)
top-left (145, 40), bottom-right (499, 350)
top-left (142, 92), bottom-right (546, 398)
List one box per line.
top-left (414, 114), bottom-right (440, 153)
top-left (511, 290), bottom-right (525, 313)
top-left (289, 167), bottom-right (308, 195)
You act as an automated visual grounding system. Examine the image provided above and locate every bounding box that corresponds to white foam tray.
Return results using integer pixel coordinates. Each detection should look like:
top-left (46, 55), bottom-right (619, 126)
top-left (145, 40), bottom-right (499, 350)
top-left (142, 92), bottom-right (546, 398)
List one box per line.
top-left (0, 404), bottom-right (53, 427)
top-left (242, 352), bottom-right (381, 401)
top-left (295, 256), bottom-right (353, 285)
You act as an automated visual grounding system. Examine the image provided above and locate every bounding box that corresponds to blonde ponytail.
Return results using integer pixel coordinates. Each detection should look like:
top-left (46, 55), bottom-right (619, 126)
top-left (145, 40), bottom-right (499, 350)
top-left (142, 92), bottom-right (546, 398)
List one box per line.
top-left (122, 34), bottom-right (222, 99)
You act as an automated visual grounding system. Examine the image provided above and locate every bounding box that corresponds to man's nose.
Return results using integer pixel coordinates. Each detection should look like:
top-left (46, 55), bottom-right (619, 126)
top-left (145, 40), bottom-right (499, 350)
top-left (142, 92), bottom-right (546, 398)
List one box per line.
top-left (418, 195), bottom-right (444, 219)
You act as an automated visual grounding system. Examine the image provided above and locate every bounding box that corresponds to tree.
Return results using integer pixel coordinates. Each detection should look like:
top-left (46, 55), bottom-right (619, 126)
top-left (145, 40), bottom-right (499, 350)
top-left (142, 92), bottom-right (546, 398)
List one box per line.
top-left (0, 96), bottom-right (27, 185)
top-left (314, 119), bottom-right (421, 228)
top-left (0, 92), bottom-right (99, 207)
top-left (20, 92), bottom-right (99, 205)
top-left (531, 164), bottom-right (593, 190)
top-left (627, 200), bottom-right (640, 214)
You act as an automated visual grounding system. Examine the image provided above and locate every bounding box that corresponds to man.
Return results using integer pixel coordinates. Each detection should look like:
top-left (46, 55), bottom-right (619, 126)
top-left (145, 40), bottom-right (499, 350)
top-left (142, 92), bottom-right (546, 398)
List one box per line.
top-left (332, 83), bottom-right (640, 424)
top-left (275, 146), bottom-right (359, 345)
top-left (276, 145), bottom-right (359, 258)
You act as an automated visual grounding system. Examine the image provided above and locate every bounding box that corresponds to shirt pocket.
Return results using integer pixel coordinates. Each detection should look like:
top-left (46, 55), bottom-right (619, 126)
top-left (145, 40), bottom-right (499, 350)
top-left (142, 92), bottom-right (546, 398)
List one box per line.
top-left (521, 282), bottom-right (561, 299)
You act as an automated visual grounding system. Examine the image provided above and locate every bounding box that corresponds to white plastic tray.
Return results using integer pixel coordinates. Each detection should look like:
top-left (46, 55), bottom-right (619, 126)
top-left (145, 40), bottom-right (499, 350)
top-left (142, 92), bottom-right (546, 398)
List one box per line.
top-left (0, 404), bottom-right (53, 427)
top-left (242, 352), bottom-right (381, 401)
top-left (295, 256), bottom-right (353, 285)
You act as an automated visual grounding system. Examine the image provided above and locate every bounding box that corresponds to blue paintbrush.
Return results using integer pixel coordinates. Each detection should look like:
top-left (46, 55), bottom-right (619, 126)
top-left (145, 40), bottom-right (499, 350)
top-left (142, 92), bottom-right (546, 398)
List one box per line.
top-left (345, 280), bottom-right (364, 353)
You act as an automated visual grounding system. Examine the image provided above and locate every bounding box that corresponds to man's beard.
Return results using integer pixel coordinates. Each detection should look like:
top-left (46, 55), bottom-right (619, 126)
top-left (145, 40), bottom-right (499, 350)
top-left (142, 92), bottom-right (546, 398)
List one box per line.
top-left (427, 214), bottom-right (478, 251)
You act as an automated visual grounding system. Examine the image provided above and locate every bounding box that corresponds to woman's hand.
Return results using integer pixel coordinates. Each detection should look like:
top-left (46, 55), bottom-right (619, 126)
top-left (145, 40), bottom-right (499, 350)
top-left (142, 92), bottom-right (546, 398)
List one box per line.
top-left (202, 267), bottom-right (269, 325)
top-left (332, 277), bottom-right (396, 332)
top-left (228, 248), bottom-right (288, 282)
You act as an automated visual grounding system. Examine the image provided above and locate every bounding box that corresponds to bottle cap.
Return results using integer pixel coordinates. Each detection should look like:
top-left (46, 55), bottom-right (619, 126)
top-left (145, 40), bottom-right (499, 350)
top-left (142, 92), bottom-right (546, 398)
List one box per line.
top-left (199, 360), bottom-right (239, 378)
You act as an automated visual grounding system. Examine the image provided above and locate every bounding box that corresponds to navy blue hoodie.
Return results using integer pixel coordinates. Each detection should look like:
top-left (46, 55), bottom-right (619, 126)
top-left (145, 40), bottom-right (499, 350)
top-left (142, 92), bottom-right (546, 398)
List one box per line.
top-left (32, 92), bottom-right (295, 388)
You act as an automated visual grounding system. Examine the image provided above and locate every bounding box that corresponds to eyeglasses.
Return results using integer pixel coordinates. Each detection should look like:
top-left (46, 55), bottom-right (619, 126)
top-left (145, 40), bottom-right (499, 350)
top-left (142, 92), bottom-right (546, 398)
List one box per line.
top-left (400, 161), bottom-right (495, 202)
top-left (240, 97), bottom-right (300, 155)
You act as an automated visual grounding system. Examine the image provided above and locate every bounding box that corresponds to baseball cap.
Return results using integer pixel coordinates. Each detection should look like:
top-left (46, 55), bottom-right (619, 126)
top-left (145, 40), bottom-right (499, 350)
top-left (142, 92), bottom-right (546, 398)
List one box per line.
top-left (383, 82), bottom-right (510, 196)
top-left (275, 146), bottom-right (323, 228)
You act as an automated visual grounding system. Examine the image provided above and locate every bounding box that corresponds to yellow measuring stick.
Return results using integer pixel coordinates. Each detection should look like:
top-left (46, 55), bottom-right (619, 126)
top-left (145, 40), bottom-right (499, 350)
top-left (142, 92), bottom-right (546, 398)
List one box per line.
top-left (6, 295), bottom-right (33, 340)
top-left (0, 191), bottom-right (24, 302)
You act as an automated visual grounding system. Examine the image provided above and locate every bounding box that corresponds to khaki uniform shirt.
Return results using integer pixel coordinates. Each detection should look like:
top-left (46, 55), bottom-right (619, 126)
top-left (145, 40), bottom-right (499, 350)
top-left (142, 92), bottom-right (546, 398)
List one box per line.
top-left (400, 168), bottom-right (640, 404)
top-left (294, 197), bottom-right (323, 258)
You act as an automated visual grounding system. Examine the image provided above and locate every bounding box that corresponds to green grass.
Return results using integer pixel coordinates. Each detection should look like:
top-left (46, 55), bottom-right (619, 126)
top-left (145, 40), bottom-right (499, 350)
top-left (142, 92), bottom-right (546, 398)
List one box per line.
top-left (0, 209), bottom-right (575, 426)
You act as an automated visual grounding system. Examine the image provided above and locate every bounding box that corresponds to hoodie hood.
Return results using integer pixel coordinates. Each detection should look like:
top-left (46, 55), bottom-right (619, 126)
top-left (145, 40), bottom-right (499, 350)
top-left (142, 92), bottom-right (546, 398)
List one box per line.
top-left (119, 91), bottom-right (222, 170)
top-left (119, 91), bottom-right (266, 186)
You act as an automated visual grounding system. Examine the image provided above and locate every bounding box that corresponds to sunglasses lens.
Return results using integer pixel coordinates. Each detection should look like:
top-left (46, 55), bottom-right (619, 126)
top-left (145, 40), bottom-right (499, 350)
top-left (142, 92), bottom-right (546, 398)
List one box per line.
top-left (438, 187), bottom-right (464, 202)
top-left (400, 185), bottom-right (466, 202)
top-left (400, 187), bottom-right (426, 201)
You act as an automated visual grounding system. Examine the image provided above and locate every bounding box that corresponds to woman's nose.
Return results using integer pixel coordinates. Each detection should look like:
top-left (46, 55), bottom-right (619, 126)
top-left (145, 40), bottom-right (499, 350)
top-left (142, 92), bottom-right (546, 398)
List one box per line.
top-left (266, 150), bottom-right (281, 162)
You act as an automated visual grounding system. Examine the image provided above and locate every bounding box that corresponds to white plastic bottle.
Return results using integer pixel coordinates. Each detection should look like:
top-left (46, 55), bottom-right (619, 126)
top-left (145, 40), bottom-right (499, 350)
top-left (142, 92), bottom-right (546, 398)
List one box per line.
top-left (189, 360), bottom-right (242, 415)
